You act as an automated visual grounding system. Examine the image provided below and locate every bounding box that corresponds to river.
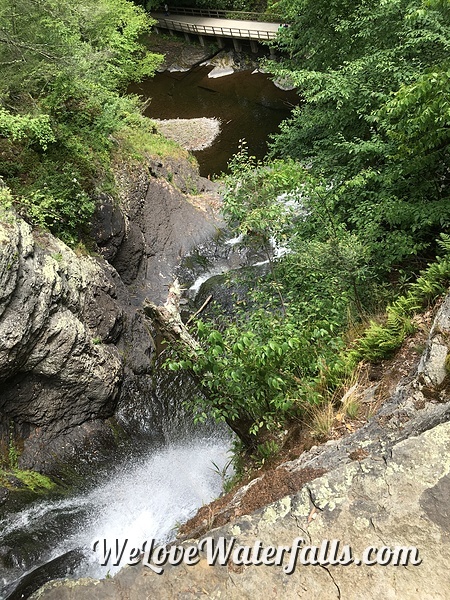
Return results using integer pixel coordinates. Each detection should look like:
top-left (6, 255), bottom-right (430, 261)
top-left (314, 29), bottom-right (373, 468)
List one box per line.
top-left (0, 65), bottom-right (297, 600)
top-left (131, 65), bottom-right (298, 177)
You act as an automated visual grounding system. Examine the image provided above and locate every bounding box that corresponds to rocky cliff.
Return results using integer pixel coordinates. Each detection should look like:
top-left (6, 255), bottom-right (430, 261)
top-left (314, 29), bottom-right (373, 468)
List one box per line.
top-left (32, 292), bottom-right (450, 599)
top-left (0, 156), bottom-right (221, 474)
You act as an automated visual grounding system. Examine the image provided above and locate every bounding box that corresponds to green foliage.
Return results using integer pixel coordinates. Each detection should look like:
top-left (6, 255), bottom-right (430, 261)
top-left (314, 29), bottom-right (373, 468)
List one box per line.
top-left (8, 429), bottom-right (18, 469)
top-left (269, 0), bottom-right (450, 270)
top-left (0, 0), bottom-right (161, 98)
top-left (210, 457), bottom-right (234, 490)
top-left (252, 440), bottom-right (280, 465)
top-left (350, 235), bottom-right (450, 363)
top-left (0, 110), bottom-right (56, 150)
top-left (0, 187), bottom-right (13, 210)
top-left (168, 133), bottom-right (449, 449)
top-left (167, 0), bottom-right (450, 455)
top-left (223, 141), bottom-right (305, 245)
top-left (15, 169), bottom-right (95, 245)
top-left (167, 153), bottom-right (375, 447)
top-left (0, 0), bottom-right (164, 243)
top-left (116, 117), bottom-right (189, 162)
top-left (166, 0), bottom-right (270, 11)
top-left (14, 470), bottom-right (55, 492)
top-left (168, 314), bottom-right (309, 436)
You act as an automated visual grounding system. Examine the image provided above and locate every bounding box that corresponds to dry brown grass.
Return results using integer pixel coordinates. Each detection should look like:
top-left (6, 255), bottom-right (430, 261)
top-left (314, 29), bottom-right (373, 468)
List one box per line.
top-left (307, 401), bottom-right (335, 440)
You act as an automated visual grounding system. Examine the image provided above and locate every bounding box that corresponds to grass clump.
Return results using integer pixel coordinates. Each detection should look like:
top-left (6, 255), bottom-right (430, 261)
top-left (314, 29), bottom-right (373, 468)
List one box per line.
top-left (307, 402), bottom-right (335, 440)
top-left (115, 118), bottom-right (189, 164)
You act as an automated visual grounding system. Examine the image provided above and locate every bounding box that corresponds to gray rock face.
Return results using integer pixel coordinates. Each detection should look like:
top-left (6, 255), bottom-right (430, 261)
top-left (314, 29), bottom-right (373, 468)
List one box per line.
top-left (98, 158), bottom-right (222, 304)
top-left (418, 293), bottom-right (450, 387)
top-left (0, 156), bottom-right (222, 472)
top-left (91, 193), bottom-right (125, 263)
top-left (0, 211), bottom-right (125, 469)
top-left (32, 291), bottom-right (450, 598)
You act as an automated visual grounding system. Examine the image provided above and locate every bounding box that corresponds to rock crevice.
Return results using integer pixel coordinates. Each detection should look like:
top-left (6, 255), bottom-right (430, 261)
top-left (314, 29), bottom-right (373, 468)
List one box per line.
top-left (0, 156), bottom-right (221, 473)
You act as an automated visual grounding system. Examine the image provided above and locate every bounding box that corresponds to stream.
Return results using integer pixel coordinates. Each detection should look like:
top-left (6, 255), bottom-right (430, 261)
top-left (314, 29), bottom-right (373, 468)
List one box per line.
top-left (0, 64), bottom-right (297, 600)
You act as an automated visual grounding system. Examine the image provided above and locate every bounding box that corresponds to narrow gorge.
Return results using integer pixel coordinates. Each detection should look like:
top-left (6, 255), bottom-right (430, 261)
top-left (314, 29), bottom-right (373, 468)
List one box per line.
top-left (0, 43), bottom-right (300, 596)
top-left (1, 1), bottom-right (450, 599)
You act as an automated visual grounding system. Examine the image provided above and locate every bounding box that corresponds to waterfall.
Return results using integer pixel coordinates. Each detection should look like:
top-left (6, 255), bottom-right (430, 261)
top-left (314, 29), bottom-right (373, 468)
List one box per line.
top-left (0, 431), bottom-right (231, 597)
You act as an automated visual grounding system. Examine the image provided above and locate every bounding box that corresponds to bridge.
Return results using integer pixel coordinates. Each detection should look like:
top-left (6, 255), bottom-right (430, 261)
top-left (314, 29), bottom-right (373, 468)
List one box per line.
top-left (151, 7), bottom-right (282, 53)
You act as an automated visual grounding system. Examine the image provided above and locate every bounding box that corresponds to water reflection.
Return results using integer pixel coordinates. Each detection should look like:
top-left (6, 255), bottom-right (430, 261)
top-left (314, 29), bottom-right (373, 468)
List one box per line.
top-left (129, 66), bottom-right (298, 177)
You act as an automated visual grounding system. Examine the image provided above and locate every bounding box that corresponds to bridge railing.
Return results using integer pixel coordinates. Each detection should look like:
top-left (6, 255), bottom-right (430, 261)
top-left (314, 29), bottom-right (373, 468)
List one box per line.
top-left (159, 6), bottom-right (283, 23)
top-left (156, 17), bottom-right (278, 41)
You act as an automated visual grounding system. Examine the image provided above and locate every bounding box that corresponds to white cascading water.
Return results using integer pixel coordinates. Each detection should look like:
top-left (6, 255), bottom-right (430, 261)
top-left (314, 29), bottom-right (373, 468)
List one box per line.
top-left (77, 436), bottom-right (231, 577)
top-left (0, 433), bottom-right (231, 591)
top-left (188, 232), bottom-right (292, 298)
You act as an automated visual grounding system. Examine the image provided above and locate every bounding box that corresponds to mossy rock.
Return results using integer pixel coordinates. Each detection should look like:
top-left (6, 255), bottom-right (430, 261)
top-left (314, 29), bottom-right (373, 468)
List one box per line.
top-left (0, 469), bottom-right (59, 511)
top-left (0, 469), bottom-right (56, 492)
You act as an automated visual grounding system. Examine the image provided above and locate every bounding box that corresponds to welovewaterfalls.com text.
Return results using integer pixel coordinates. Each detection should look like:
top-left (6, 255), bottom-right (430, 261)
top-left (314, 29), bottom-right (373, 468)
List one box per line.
top-left (92, 537), bottom-right (422, 575)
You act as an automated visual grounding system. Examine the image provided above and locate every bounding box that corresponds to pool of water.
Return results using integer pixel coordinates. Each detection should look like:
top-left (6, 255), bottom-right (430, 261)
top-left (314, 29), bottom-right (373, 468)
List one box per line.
top-left (130, 66), bottom-right (298, 177)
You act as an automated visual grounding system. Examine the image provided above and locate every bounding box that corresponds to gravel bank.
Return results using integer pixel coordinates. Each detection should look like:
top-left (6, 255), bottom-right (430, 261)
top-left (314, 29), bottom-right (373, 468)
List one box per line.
top-left (152, 117), bottom-right (221, 151)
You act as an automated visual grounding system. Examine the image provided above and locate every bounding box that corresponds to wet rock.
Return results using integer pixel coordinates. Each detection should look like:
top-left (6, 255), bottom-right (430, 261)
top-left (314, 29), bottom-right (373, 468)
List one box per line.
top-left (91, 194), bottom-right (125, 263)
top-left (0, 487), bottom-right (9, 506)
top-left (0, 154), bottom-right (223, 472)
top-left (206, 50), bottom-right (258, 76)
top-left (110, 159), bottom-right (223, 304)
top-left (147, 156), bottom-right (219, 196)
top-left (111, 220), bottom-right (145, 285)
top-left (4, 549), bottom-right (85, 600)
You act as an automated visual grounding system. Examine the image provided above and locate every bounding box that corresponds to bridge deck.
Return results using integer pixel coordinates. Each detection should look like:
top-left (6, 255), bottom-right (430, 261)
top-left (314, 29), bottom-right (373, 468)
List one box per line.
top-left (152, 13), bottom-right (281, 41)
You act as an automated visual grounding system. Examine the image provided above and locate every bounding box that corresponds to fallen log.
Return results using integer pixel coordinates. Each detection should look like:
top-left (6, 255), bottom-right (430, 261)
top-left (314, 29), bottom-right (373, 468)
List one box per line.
top-left (143, 278), bottom-right (200, 351)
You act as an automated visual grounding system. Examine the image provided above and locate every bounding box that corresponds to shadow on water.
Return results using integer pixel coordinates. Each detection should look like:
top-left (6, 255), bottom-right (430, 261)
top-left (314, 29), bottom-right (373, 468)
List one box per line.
top-left (129, 66), bottom-right (298, 177)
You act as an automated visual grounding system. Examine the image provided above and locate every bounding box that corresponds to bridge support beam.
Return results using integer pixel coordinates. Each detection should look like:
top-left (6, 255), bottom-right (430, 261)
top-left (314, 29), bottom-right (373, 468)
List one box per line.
top-left (250, 40), bottom-right (258, 54)
top-left (216, 36), bottom-right (225, 49)
top-left (233, 38), bottom-right (242, 52)
top-left (198, 34), bottom-right (205, 47)
top-left (184, 32), bottom-right (190, 43)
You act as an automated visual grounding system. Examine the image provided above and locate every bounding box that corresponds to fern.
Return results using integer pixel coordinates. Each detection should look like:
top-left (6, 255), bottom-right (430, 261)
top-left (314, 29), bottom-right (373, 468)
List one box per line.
top-left (349, 235), bottom-right (450, 364)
